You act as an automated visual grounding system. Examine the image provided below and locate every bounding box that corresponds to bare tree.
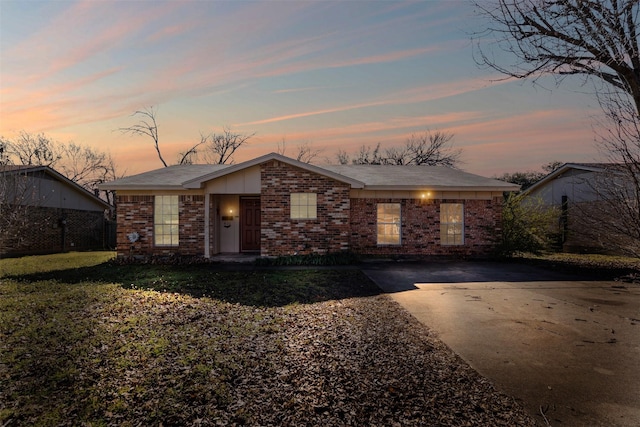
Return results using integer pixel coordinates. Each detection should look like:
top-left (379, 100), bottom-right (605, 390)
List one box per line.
top-left (177, 134), bottom-right (207, 165)
top-left (276, 138), bottom-right (287, 157)
top-left (386, 131), bottom-right (461, 167)
top-left (197, 127), bottom-right (254, 164)
top-left (0, 132), bottom-right (122, 198)
top-left (336, 149), bottom-right (350, 165)
top-left (542, 161), bottom-right (564, 174)
top-left (1, 167), bottom-right (30, 255)
top-left (58, 143), bottom-right (108, 189)
top-left (473, 0), bottom-right (640, 113)
top-left (496, 170), bottom-right (547, 190)
top-left (0, 166), bottom-right (53, 256)
top-left (336, 131), bottom-right (461, 167)
top-left (295, 141), bottom-right (324, 164)
top-left (339, 143), bottom-right (385, 165)
top-left (95, 155), bottom-right (125, 206)
top-left (0, 140), bottom-right (8, 165)
top-left (497, 160), bottom-right (564, 190)
top-left (120, 106), bottom-right (226, 167)
top-left (276, 138), bottom-right (323, 163)
top-left (570, 90), bottom-right (640, 255)
top-left (569, 167), bottom-right (640, 256)
top-left (1, 132), bottom-right (62, 167)
top-left (475, 0), bottom-right (640, 253)
top-left (119, 107), bottom-right (168, 167)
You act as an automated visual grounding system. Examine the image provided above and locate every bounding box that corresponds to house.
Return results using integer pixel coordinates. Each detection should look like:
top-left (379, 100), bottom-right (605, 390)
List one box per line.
top-left (98, 153), bottom-right (519, 259)
top-left (523, 162), bottom-right (635, 254)
top-left (0, 165), bottom-right (114, 257)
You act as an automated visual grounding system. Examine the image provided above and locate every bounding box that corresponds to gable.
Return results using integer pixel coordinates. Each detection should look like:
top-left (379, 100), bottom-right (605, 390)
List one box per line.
top-left (182, 153), bottom-right (365, 189)
top-left (3, 166), bottom-right (111, 211)
top-left (204, 165), bottom-right (260, 194)
top-left (524, 163), bottom-right (619, 205)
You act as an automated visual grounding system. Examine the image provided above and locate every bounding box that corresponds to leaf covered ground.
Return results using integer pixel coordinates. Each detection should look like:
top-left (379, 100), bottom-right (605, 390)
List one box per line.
top-left (0, 253), bottom-right (535, 426)
top-left (517, 252), bottom-right (640, 281)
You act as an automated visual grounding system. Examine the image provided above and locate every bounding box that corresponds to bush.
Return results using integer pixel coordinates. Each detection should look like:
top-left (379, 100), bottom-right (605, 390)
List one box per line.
top-left (495, 193), bottom-right (559, 258)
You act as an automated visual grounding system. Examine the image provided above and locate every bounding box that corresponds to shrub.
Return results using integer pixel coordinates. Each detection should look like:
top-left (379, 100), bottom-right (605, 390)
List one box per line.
top-left (495, 193), bottom-right (559, 258)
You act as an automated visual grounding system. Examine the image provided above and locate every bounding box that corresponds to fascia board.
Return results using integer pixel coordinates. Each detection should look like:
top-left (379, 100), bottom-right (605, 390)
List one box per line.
top-left (522, 163), bottom-right (618, 196)
top-left (363, 185), bottom-right (520, 192)
top-left (98, 184), bottom-right (185, 191)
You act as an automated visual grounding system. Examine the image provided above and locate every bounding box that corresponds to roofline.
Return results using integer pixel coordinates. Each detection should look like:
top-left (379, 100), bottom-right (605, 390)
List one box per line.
top-left (1, 164), bottom-right (49, 174)
top-left (0, 165), bottom-right (44, 173)
top-left (523, 163), bottom-right (607, 195)
top-left (98, 184), bottom-right (185, 191)
top-left (363, 185), bottom-right (520, 192)
top-left (4, 165), bottom-right (113, 209)
top-left (182, 152), bottom-right (366, 189)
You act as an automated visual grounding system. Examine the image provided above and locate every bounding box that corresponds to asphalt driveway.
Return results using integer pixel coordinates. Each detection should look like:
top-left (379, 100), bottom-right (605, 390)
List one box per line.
top-left (362, 261), bottom-right (640, 427)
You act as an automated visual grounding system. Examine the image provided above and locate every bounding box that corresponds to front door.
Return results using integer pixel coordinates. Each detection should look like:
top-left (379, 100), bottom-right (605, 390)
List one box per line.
top-left (240, 197), bottom-right (260, 252)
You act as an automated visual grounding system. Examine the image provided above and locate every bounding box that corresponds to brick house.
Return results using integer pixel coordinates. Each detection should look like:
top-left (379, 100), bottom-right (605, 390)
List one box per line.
top-left (99, 153), bottom-right (518, 258)
top-left (1, 165), bottom-right (113, 257)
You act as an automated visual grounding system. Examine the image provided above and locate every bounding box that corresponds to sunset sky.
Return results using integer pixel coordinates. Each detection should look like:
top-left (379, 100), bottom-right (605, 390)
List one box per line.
top-left (1, 0), bottom-right (604, 177)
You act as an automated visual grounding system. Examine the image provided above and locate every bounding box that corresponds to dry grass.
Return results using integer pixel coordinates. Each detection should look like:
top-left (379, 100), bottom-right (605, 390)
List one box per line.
top-left (516, 252), bottom-right (640, 280)
top-left (1, 253), bottom-right (535, 426)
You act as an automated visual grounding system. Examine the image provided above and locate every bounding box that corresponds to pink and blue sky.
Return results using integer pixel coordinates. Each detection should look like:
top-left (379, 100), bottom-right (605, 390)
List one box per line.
top-left (1, 0), bottom-right (603, 176)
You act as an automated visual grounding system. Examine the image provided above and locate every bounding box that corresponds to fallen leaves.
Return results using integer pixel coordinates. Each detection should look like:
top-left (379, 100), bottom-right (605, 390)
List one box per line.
top-left (1, 271), bottom-right (535, 426)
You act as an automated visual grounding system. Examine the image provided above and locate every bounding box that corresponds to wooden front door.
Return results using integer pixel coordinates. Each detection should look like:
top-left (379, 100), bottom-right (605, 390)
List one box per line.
top-left (240, 197), bottom-right (261, 252)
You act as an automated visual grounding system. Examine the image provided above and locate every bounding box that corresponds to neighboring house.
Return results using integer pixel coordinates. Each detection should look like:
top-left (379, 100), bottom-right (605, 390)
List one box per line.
top-left (99, 153), bottom-right (518, 259)
top-left (0, 165), bottom-right (114, 257)
top-left (523, 162), bottom-right (632, 254)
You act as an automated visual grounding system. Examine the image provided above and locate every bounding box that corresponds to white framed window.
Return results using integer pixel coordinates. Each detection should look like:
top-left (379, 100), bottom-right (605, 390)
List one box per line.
top-left (440, 203), bottom-right (464, 245)
top-left (154, 195), bottom-right (179, 246)
top-left (377, 203), bottom-right (401, 245)
top-left (290, 193), bottom-right (317, 219)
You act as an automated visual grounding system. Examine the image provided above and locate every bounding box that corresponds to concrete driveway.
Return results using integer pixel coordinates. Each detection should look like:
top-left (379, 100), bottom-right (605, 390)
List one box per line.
top-left (362, 261), bottom-right (640, 427)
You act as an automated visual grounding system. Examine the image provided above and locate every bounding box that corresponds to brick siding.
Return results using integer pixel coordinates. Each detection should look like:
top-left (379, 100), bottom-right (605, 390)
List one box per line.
top-left (349, 197), bottom-right (502, 257)
top-left (113, 167), bottom-right (504, 259)
top-left (115, 194), bottom-right (205, 258)
top-left (179, 195), bottom-right (205, 255)
top-left (260, 160), bottom-right (351, 256)
top-left (2, 205), bottom-right (107, 257)
top-left (115, 195), bottom-right (155, 257)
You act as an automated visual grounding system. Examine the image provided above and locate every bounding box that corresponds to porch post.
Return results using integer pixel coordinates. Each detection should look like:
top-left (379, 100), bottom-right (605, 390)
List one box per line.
top-left (204, 193), bottom-right (210, 258)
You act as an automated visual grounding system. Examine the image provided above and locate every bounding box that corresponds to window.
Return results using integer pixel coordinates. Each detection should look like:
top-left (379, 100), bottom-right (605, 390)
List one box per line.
top-left (377, 203), bottom-right (401, 245)
top-left (440, 203), bottom-right (464, 245)
top-left (290, 193), bottom-right (317, 219)
top-left (154, 195), bottom-right (179, 246)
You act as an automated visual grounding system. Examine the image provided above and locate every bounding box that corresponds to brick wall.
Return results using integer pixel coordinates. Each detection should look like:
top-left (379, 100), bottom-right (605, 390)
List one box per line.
top-left (260, 160), bottom-right (351, 256)
top-left (1, 205), bottom-right (107, 257)
top-left (179, 195), bottom-right (205, 255)
top-left (115, 194), bottom-right (205, 258)
top-left (112, 176), bottom-right (504, 259)
top-left (116, 195), bottom-right (154, 257)
top-left (350, 197), bottom-right (503, 257)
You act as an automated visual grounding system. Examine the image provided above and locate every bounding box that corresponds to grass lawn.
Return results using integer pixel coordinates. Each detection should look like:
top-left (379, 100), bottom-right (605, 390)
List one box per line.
top-left (0, 252), bottom-right (534, 426)
top-left (516, 251), bottom-right (640, 280)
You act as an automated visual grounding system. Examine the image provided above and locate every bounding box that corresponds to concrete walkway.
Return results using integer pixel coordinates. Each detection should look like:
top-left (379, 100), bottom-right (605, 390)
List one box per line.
top-left (362, 261), bottom-right (640, 427)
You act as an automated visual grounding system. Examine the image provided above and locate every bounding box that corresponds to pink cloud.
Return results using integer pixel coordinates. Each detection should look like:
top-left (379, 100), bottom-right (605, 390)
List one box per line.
top-left (6, 1), bottom-right (180, 86)
top-left (145, 21), bottom-right (195, 44)
top-left (251, 45), bottom-right (447, 80)
top-left (233, 77), bottom-right (504, 128)
top-left (450, 109), bottom-right (601, 175)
